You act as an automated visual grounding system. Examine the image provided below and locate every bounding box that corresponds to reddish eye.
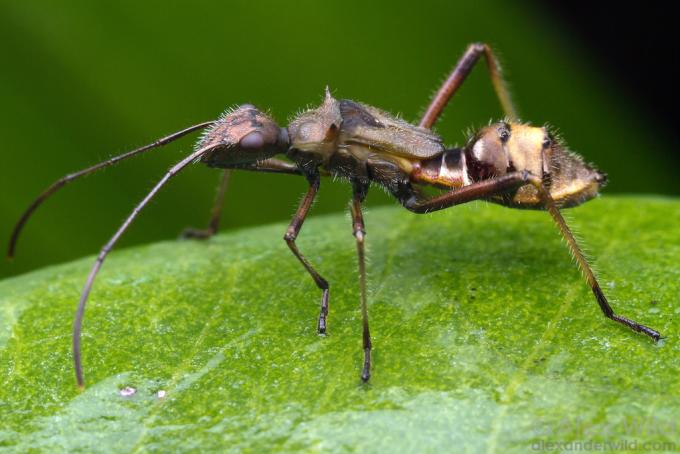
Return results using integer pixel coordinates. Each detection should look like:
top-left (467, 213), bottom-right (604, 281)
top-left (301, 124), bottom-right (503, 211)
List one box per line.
top-left (240, 131), bottom-right (265, 149)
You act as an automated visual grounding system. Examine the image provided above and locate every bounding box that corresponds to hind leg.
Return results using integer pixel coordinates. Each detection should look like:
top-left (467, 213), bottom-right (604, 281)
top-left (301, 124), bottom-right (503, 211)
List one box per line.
top-left (419, 42), bottom-right (517, 129)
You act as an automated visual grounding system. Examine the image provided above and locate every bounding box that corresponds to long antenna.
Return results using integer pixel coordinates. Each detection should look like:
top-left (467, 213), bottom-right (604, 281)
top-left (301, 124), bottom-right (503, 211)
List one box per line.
top-left (73, 144), bottom-right (216, 388)
top-left (7, 121), bottom-right (214, 259)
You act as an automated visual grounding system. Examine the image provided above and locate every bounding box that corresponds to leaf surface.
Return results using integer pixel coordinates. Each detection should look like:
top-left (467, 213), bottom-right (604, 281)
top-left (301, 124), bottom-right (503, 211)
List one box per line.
top-left (1, 197), bottom-right (678, 452)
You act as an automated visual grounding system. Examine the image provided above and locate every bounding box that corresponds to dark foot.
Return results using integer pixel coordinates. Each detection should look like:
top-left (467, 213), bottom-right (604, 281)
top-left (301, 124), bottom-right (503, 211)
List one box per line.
top-left (361, 348), bottom-right (371, 382)
top-left (179, 227), bottom-right (215, 240)
top-left (317, 289), bottom-right (329, 334)
top-left (611, 314), bottom-right (662, 342)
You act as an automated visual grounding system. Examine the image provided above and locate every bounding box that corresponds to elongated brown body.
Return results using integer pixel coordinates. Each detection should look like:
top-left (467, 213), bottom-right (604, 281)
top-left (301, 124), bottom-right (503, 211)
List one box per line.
top-left (201, 89), bottom-right (606, 210)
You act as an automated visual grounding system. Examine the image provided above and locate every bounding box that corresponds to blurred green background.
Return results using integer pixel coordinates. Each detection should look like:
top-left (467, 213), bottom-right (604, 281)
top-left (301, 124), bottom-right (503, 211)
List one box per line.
top-left (1, 0), bottom-right (678, 279)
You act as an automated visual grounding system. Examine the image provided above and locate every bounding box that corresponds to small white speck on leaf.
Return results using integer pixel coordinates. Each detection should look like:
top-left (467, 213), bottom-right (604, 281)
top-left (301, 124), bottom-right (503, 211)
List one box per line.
top-left (119, 386), bottom-right (136, 397)
top-left (157, 390), bottom-right (167, 398)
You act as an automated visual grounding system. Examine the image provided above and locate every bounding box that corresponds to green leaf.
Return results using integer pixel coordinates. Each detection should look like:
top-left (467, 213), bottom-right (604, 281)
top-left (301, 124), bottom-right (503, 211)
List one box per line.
top-left (1, 196), bottom-right (678, 452)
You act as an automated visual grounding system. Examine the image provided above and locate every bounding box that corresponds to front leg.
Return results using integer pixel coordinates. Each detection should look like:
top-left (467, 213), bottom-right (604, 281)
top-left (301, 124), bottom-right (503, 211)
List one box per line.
top-left (181, 158), bottom-right (302, 240)
top-left (181, 169), bottom-right (231, 239)
top-left (396, 172), bottom-right (661, 342)
top-left (284, 170), bottom-right (330, 334)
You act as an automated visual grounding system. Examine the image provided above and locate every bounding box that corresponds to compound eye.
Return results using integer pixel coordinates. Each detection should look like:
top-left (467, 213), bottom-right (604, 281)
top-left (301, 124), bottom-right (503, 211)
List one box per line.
top-left (239, 131), bottom-right (265, 149)
top-left (542, 136), bottom-right (552, 149)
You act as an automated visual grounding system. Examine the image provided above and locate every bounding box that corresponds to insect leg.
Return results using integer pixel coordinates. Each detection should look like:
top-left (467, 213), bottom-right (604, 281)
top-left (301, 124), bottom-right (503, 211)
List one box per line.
top-left (283, 170), bottom-right (330, 334)
top-left (530, 180), bottom-right (662, 342)
top-left (73, 144), bottom-right (215, 388)
top-left (350, 183), bottom-right (372, 382)
top-left (181, 169), bottom-right (232, 239)
top-left (398, 172), bottom-right (661, 342)
top-left (8, 121), bottom-right (214, 258)
top-left (181, 159), bottom-right (302, 239)
top-left (400, 172), bottom-right (531, 213)
top-left (419, 42), bottom-right (517, 129)
top-left (239, 158), bottom-right (302, 175)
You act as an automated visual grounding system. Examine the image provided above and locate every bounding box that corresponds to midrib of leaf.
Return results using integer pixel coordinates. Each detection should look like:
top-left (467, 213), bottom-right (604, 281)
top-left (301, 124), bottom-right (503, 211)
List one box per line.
top-left (484, 204), bottom-right (632, 453)
top-left (371, 211), bottom-right (418, 302)
top-left (484, 274), bottom-right (581, 453)
top-left (312, 209), bottom-right (417, 413)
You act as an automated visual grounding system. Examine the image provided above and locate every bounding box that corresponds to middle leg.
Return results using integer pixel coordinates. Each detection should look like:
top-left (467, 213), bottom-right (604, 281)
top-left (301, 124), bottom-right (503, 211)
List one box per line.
top-left (349, 182), bottom-right (372, 382)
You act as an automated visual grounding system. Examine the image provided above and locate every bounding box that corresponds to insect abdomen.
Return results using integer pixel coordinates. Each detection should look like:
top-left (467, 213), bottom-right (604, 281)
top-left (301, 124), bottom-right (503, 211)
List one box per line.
top-left (410, 149), bottom-right (469, 189)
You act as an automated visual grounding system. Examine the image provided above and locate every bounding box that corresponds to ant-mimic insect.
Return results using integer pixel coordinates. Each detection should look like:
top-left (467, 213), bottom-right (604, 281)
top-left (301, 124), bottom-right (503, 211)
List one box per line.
top-left (8, 43), bottom-right (662, 388)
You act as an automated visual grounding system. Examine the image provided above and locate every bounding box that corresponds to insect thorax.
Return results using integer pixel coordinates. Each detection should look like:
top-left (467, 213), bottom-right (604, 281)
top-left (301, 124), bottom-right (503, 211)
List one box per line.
top-left (286, 92), bottom-right (446, 185)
